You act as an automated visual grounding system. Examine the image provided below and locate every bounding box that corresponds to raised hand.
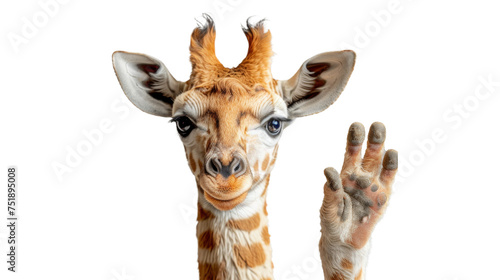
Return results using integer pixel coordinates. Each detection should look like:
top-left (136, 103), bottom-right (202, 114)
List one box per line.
top-left (319, 122), bottom-right (398, 279)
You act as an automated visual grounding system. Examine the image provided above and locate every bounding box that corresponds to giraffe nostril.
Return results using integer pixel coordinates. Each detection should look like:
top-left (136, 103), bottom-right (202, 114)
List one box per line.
top-left (210, 160), bottom-right (219, 173)
top-left (234, 162), bottom-right (241, 173)
top-left (206, 157), bottom-right (222, 177)
top-left (206, 155), bottom-right (246, 178)
top-left (231, 156), bottom-right (246, 178)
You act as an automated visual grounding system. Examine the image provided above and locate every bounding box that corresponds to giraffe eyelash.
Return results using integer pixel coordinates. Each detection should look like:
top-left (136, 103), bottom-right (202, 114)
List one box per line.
top-left (259, 117), bottom-right (291, 128)
top-left (170, 115), bottom-right (197, 124)
top-left (259, 112), bottom-right (291, 125)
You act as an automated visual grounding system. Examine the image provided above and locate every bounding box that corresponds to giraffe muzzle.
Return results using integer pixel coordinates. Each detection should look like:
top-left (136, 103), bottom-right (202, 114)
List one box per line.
top-left (199, 153), bottom-right (253, 210)
top-left (206, 154), bottom-right (247, 179)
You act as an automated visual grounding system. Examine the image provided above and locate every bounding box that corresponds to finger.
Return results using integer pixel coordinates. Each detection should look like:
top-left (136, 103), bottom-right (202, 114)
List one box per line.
top-left (342, 122), bottom-right (365, 174)
top-left (322, 167), bottom-right (351, 223)
top-left (379, 149), bottom-right (398, 188)
top-left (362, 122), bottom-right (386, 173)
top-left (324, 167), bottom-right (342, 191)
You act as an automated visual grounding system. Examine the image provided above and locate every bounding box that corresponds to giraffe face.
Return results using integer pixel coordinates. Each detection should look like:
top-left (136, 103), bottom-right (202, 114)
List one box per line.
top-left (112, 15), bottom-right (356, 211)
top-left (172, 78), bottom-right (287, 210)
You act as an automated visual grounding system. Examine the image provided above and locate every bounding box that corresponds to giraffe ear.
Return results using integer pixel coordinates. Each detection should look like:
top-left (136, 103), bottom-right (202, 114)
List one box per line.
top-left (279, 50), bottom-right (356, 118)
top-left (112, 51), bottom-right (186, 117)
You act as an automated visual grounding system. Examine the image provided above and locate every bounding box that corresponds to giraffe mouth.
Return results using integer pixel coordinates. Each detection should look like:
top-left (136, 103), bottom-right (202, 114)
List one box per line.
top-left (203, 190), bottom-right (249, 211)
top-left (198, 172), bottom-right (253, 211)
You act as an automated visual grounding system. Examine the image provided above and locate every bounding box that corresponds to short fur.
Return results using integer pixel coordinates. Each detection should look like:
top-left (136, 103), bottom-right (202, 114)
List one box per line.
top-left (112, 14), bottom-right (397, 280)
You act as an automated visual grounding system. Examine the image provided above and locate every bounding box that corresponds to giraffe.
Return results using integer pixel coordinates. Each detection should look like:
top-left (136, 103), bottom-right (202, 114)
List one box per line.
top-left (112, 15), bottom-right (398, 280)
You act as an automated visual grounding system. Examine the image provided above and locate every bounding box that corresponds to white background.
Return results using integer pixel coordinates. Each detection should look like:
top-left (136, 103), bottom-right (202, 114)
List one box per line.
top-left (1, 0), bottom-right (500, 279)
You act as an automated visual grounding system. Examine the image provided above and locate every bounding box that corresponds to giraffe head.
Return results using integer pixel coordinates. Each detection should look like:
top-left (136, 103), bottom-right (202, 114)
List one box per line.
top-left (112, 15), bottom-right (355, 211)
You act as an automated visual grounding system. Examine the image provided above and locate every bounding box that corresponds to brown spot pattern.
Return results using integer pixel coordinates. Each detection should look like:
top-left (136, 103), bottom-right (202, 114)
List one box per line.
top-left (261, 153), bottom-right (270, 171)
top-left (269, 157), bottom-right (276, 168)
top-left (262, 226), bottom-right (270, 245)
top-left (253, 161), bottom-right (259, 172)
top-left (189, 153), bottom-right (197, 173)
top-left (261, 175), bottom-right (271, 197)
top-left (329, 274), bottom-right (346, 280)
top-left (253, 175), bottom-right (261, 184)
top-left (263, 201), bottom-right (268, 216)
top-left (197, 203), bottom-right (215, 221)
top-left (198, 230), bottom-right (219, 250)
top-left (199, 263), bottom-right (219, 280)
top-left (227, 213), bottom-right (261, 231)
top-left (341, 259), bottom-right (353, 270)
top-left (233, 243), bottom-right (266, 268)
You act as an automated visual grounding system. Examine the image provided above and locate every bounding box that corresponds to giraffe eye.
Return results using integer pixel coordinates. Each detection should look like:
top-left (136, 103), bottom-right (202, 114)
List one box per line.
top-left (266, 119), bottom-right (282, 136)
top-left (174, 116), bottom-right (196, 137)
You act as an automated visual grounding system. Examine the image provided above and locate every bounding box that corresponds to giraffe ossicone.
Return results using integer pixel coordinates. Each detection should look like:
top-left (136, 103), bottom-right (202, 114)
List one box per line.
top-left (113, 14), bottom-right (397, 280)
top-left (112, 15), bottom-right (355, 212)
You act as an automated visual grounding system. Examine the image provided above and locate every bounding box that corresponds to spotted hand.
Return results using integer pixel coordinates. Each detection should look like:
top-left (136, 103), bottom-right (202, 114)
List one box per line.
top-left (321, 122), bottom-right (397, 249)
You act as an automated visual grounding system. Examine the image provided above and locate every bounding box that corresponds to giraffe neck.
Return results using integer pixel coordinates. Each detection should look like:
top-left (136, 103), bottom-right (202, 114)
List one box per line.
top-left (196, 174), bottom-right (273, 280)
